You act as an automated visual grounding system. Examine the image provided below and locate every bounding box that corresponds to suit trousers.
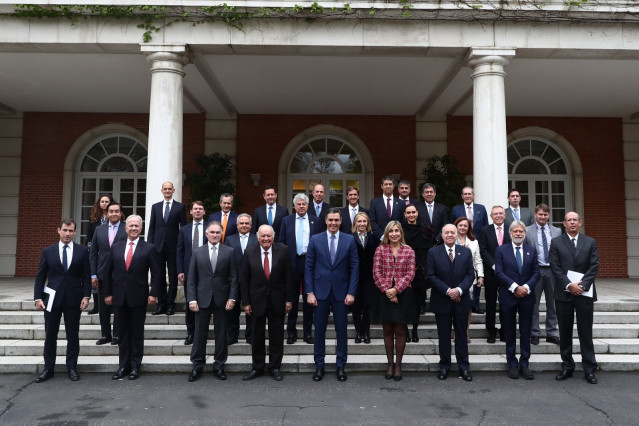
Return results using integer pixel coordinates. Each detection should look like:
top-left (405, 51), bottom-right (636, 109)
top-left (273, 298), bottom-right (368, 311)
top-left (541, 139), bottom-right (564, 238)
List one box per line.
top-left (501, 297), bottom-right (534, 368)
top-left (43, 303), bottom-right (82, 371)
top-left (531, 266), bottom-right (558, 337)
top-left (251, 298), bottom-right (285, 371)
top-left (556, 297), bottom-right (598, 373)
top-left (191, 303), bottom-right (228, 371)
top-left (484, 275), bottom-right (504, 332)
top-left (351, 281), bottom-right (371, 334)
top-left (185, 308), bottom-right (195, 336)
top-left (156, 243), bottom-right (178, 309)
top-left (98, 279), bottom-right (119, 338)
top-left (471, 285), bottom-right (481, 309)
top-left (287, 255), bottom-right (315, 338)
top-left (115, 299), bottom-right (147, 371)
top-left (435, 309), bottom-right (469, 371)
top-left (314, 289), bottom-right (349, 368)
top-left (227, 300), bottom-right (252, 341)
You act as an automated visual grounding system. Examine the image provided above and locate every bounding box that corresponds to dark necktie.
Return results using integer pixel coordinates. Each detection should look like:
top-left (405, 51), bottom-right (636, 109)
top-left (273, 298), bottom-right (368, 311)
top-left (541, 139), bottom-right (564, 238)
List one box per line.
top-left (540, 225), bottom-right (549, 263)
top-left (448, 248), bottom-right (454, 263)
top-left (386, 198), bottom-right (391, 218)
top-left (330, 234), bottom-right (336, 265)
top-left (571, 238), bottom-right (576, 247)
top-left (210, 246), bottom-right (217, 275)
top-left (62, 244), bottom-right (69, 272)
top-left (264, 251), bottom-right (270, 280)
top-left (192, 223), bottom-right (200, 250)
top-left (516, 246), bottom-right (522, 273)
top-left (163, 201), bottom-right (170, 223)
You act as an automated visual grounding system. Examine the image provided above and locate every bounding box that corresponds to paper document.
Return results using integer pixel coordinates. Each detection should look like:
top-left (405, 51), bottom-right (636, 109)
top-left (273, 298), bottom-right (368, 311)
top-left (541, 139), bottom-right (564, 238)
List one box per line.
top-left (566, 270), bottom-right (593, 298)
top-left (43, 286), bottom-right (56, 312)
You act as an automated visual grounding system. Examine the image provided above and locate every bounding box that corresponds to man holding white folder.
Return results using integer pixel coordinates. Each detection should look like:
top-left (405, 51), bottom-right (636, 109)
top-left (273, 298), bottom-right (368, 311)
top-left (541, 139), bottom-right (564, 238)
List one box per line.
top-left (549, 211), bottom-right (600, 384)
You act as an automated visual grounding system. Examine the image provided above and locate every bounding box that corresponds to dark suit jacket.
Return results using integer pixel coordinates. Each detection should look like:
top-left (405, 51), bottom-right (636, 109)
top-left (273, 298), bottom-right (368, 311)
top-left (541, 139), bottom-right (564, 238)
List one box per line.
top-left (495, 243), bottom-right (540, 307)
top-left (225, 232), bottom-right (258, 277)
top-left (240, 242), bottom-right (294, 317)
top-left (426, 244), bottom-right (475, 314)
top-left (369, 196), bottom-right (405, 240)
top-left (304, 231), bottom-right (359, 301)
top-left (525, 223), bottom-right (562, 261)
top-left (479, 224), bottom-right (512, 279)
top-left (279, 214), bottom-right (322, 267)
top-left (505, 207), bottom-right (535, 229)
top-left (176, 221), bottom-right (208, 282)
top-left (308, 202), bottom-right (333, 232)
top-left (252, 204), bottom-right (289, 236)
top-left (90, 221), bottom-right (127, 280)
top-left (339, 206), bottom-right (369, 234)
top-left (187, 243), bottom-right (239, 309)
top-left (208, 211), bottom-right (238, 238)
top-left (103, 239), bottom-right (162, 308)
top-left (450, 203), bottom-right (489, 237)
top-left (34, 243), bottom-right (91, 308)
top-left (549, 233), bottom-right (599, 302)
top-left (416, 202), bottom-right (449, 244)
top-left (354, 231), bottom-right (378, 285)
top-left (147, 200), bottom-right (187, 253)
top-left (398, 197), bottom-right (419, 207)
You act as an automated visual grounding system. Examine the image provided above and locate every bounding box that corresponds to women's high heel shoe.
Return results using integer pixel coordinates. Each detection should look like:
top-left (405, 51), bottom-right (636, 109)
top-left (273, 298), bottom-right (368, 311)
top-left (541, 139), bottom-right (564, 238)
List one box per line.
top-left (394, 364), bottom-right (402, 381)
top-left (385, 364), bottom-right (395, 380)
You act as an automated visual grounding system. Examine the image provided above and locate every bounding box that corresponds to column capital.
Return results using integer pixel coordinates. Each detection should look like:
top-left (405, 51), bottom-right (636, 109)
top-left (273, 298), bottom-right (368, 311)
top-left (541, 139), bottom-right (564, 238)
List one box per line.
top-left (466, 47), bottom-right (516, 72)
top-left (141, 44), bottom-right (192, 76)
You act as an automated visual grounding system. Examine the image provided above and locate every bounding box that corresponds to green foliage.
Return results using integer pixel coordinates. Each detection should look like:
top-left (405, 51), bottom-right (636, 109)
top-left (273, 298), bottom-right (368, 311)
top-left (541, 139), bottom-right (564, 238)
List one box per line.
top-left (184, 153), bottom-right (237, 215)
top-left (419, 155), bottom-right (465, 211)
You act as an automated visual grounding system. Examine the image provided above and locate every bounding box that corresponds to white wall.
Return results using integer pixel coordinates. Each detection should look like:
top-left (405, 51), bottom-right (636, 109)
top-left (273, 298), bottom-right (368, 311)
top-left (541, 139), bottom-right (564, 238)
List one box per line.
top-left (0, 113), bottom-right (22, 276)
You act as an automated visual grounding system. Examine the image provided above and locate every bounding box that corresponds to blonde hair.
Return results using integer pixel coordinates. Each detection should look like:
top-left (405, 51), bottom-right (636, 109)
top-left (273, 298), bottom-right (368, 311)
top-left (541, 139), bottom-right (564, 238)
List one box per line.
top-left (381, 221), bottom-right (406, 245)
top-left (351, 212), bottom-right (371, 233)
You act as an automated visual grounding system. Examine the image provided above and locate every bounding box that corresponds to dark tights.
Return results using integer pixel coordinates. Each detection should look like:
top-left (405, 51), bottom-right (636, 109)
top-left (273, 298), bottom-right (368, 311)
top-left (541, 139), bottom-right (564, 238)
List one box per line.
top-left (383, 322), bottom-right (407, 376)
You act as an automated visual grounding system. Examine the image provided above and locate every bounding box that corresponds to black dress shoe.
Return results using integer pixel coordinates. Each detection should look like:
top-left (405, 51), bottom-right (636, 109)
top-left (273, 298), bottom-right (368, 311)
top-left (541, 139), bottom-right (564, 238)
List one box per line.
top-left (184, 335), bottom-right (194, 345)
top-left (96, 336), bottom-right (112, 345)
top-left (112, 368), bottom-right (129, 380)
top-left (35, 369), bottom-right (54, 383)
top-left (520, 367), bottom-right (535, 380)
top-left (271, 369), bottom-right (283, 381)
top-left (385, 364), bottom-right (395, 380)
top-left (128, 369), bottom-right (139, 380)
top-left (246, 338), bottom-right (252, 344)
top-left (363, 333), bottom-right (371, 344)
top-left (228, 337), bottom-right (239, 346)
top-left (546, 335), bottom-right (560, 345)
top-left (459, 370), bottom-right (473, 382)
top-left (471, 307), bottom-right (484, 314)
top-left (286, 335), bottom-right (297, 345)
top-left (354, 332), bottom-right (362, 344)
top-left (487, 330), bottom-right (496, 344)
top-left (111, 337), bottom-right (120, 345)
top-left (393, 365), bottom-right (402, 381)
top-left (336, 367), bottom-right (347, 382)
top-left (555, 369), bottom-right (574, 381)
top-left (188, 369), bottom-right (202, 382)
top-left (412, 328), bottom-right (419, 343)
top-left (585, 373), bottom-right (598, 384)
top-left (214, 368), bottom-right (227, 380)
top-left (312, 367), bottom-right (325, 382)
top-left (243, 369), bottom-right (264, 381)
top-left (530, 335), bottom-right (540, 345)
top-left (303, 335), bottom-right (314, 344)
top-left (68, 369), bottom-right (80, 381)
top-left (166, 307), bottom-right (175, 316)
top-left (437, 369), bottom-right (449, 380)
top-left (499, 329), bottom-right (506, 342)
top-left (507, 367), bottom-right (519, 379)
top-left (152, 307), bottom-right (166, 315)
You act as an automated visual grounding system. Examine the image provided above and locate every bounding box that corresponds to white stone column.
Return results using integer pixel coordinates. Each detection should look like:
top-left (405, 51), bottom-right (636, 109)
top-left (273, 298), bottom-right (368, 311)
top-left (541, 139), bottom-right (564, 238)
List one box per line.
top-left (466, 48), bottom-right (516, 212)
top-left (141, 44), bottom-right (191, 230)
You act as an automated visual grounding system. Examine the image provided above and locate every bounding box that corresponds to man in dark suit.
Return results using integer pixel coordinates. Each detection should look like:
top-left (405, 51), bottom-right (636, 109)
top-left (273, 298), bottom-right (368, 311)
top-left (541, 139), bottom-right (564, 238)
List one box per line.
top-left (495, 221), bottom-right (540, 380)
top-left (369, 176), bottom-right (405, 240)
top-left (427, 224), bottom-right (475, 382)
top-left (252, 185), bottom-right (289, 236)
top-left (449, 186), bottom-right (488, 237)
top-left (339, 186), bottom-right (368, 234)
top-left (225, 213), bottom-right (258, 345)
top-left (416, 183), bottom-right (449, 245)
top-left (397, 180), bottom-right (419, 206)
top-left (147, 181), bottom-right (187, 316)
top-left (504, 189), bottom-right (535, 229)
top-left (550, 211), bottom-right (600, 384)
top-left (208, 193), bottom-right (238, 244)
top-left (104, 215), bottom-right (162, 380)
top-left (279, 193), bottom-right (321, 344)
top-left (308, 184), bottom-right (332, 232)
top-left (241, 225), bottom-right (294, 381)
top-left (479, 205), bottom-right (511, 343)
top-left (90, 202), bottom-right (127, 346)
top-left (525, 203), bottom-right (562, 346)
top-left (305, 208), bottom-right (358, 382)
top-left (33, 219), bottom-right (91, 383)
top-left (177, 201), bottom-right (207, 345)
top-left (187, 221), bottom-right (238, 382)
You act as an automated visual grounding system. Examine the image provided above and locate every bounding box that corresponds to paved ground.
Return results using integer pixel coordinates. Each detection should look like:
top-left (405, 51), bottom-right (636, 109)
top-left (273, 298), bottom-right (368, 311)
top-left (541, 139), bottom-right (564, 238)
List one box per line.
top-left (0, 371), bottom-right (636, 425)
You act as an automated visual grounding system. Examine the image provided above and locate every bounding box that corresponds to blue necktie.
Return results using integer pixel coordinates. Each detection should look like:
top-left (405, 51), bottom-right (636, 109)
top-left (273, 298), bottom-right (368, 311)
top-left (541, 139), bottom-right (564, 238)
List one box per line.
top-left (163, 201), bottom-right (170, 223)
top-left (268, 206), bottom-right (273, 226)
top-left (516, 246), bottom-right (522, 273)
top-left (513, 208), bottom-right (520, 221)
top-left (541, 225), bottom-right (549, 263)
top-left (296, 217), bottom-right (304, 255)
top-left (62, 244), bottom-right (69, 272)
top-left (329, 234), bottom-right (336, 265)
top-left (316, 205), bottom-right (321, 216)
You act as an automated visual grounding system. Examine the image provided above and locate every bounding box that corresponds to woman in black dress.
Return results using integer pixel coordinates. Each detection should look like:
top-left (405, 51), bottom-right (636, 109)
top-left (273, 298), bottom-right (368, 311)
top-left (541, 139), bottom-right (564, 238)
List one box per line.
top-left (86, 194), bottom-right (114, 314)
top-left (351, 212), bottom-right (378, 344)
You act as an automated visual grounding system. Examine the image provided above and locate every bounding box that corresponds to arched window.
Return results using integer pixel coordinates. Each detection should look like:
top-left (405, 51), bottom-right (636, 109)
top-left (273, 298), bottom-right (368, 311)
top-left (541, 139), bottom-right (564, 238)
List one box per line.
top-left (75, 134), bottom-right (148, 244)
top-left (507, 138), bottom-right (571, 226)
top-left (288, 135), bottom-right (365, 207)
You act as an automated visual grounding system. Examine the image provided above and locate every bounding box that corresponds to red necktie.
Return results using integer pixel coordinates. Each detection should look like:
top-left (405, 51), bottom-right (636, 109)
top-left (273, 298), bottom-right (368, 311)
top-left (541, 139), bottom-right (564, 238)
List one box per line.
top-left (125, 241), bottom-right (134, 271)
top-left (386, 198), bottom-right (391, 218)
top-left (264, 251), bottom-right (270, 280)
